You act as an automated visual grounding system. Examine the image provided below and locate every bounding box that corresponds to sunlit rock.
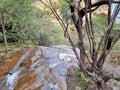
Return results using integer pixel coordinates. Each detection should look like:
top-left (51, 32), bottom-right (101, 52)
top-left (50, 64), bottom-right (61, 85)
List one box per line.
top-left (106, 79), bottom-right (120, 90)
top-left (6, 68), bottom-right (24, 90)
top-left (103, 51), bottom-right (120, 78)
top-left (0, 45), bottom-right (79, 90)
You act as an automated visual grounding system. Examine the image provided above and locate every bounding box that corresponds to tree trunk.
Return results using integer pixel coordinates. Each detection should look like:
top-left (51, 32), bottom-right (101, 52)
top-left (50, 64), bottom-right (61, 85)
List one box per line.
top-left (2, 24), bottom-right (9, 54)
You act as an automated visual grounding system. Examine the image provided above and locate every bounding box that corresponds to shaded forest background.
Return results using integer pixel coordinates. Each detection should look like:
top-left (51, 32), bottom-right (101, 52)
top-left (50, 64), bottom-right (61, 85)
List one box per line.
top-left (0, 0), bottom-right (120, 53)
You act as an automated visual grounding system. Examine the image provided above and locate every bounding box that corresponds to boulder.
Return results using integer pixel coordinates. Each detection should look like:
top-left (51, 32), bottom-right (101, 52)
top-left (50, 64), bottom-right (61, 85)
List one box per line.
top-left (0, 45), bottom-right (79, 90)
top-left (106, 79), bottom-right (120, 90)
top-left (0, 45), bottom-right (120, 90)
top-left (103, 51), bottom-right (120, 78)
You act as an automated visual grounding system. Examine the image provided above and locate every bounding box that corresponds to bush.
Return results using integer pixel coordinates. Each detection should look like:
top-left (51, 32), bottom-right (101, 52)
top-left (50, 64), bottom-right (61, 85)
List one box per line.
top-left (0, 32), bottom-right (3, 42)
top-left (37, 33), bottom-right (51, 46)
top-left (6, 30), bottom-right (25, 42)
top-left (76, 69), bottom-right (90, 89)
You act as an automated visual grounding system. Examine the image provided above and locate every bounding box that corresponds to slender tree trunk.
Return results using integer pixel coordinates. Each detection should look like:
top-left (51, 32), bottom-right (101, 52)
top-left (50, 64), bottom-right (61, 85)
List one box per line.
top-left (1, 24), bottom-right (8, 54)
top-left (41, 0), bottom-right (120, 90)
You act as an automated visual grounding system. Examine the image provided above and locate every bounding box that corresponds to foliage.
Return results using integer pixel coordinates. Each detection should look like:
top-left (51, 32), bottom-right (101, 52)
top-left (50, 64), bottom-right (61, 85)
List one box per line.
top-left (93, 13), bottom-right (107, 30)
top-left (0, 0), bottom-right (48, 45)
top-left (92, 14), bottom-right (120, 50)
top-left (48, 24), bottom-right (69, 45)
top-left (6, 30), bottom-right (24, 42)
top-left (27, 8), bottom-right (51, 43)
top-left (0, 0), bottom-right (69, 46)
top-left (37, 33), bottom-right (51, 46)
top-left (115, 77), bottom-right (120, 81)
top-left (0, 0), bottom-right (35, 53)
top-left (0, 0), bottom-right (33, 30)
top-left (76, 69), bottom-right (90, 89)
top-left (0, 32), bottom-right (3, 42)
top-left (58, 0), bottom-right (71, 23)
top-left (28, 4), bottom-right (69, 45)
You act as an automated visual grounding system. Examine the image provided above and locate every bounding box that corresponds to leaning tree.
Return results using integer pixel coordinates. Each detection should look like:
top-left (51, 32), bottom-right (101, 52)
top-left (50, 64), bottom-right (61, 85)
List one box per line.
top-left (40, 0), bottom-right (120, 89)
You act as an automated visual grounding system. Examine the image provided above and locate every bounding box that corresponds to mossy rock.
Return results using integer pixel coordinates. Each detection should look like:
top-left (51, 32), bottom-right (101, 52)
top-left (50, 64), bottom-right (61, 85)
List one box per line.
top-left (109, 51), bottom-right (120, 65)
top-left (115, 77), bottom-right (120, 81)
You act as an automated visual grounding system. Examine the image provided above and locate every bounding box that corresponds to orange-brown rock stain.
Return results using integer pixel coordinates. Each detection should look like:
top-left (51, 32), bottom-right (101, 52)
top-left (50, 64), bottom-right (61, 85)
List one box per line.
top-left (0, 46), bottom-right (45, 89)
top-left (19, 47), bottom-right (44, 69)
top-left (0, 48), bottom-right (31, 83)
top-left (14, 71), bottom-right (37, 90)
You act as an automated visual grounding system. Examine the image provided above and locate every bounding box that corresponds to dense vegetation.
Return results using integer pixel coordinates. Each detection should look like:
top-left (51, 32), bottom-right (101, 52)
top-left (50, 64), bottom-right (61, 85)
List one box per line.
top-left (0, 0), bottom-right (119, 53)
top-left (0, 0), bottom-right (69, 52)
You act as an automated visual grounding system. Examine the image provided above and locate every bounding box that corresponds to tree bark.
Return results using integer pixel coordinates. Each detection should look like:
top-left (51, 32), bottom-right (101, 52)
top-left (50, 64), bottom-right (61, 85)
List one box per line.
top-left (2, 24), bottom-right (9, 54)
top-left (41, 0), bottom-right (120, 90)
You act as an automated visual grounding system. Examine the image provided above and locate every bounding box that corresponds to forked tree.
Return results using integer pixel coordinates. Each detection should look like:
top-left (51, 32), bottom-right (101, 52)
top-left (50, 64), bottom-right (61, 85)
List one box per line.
top-left (40, 0), bottom-right (120, 89)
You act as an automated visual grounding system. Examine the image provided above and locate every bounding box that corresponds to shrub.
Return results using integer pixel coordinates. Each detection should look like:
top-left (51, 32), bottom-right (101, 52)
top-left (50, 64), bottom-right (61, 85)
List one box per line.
top-left (37, 33), bottom-right (51, 46)
top-left (6, 30), bottom-right (25, 42)
top-left (76, 69), bottom-right (90, 89)
top-left (0, 32), bottom-right (3, 42)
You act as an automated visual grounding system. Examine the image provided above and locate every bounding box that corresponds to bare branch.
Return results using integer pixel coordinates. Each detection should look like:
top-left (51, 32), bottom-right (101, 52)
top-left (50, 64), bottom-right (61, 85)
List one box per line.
top-left (43, 0), bottom-right (120, 88)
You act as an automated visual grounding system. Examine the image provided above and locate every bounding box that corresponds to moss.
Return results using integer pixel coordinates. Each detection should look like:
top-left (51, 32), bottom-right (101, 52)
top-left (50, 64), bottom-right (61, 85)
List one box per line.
top-left (109, 52), bottom-right (120, 65)
top-left (115, 77), bottom-right (120, 81)
top-left (75, 69), bottom-right (90, 89)
top-left (15, 71), bottom-right (37, 90)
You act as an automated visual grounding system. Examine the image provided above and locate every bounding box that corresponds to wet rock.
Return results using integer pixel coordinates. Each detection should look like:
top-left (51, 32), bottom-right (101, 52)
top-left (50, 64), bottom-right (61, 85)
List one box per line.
top-left (0, 45), bottom-right (79, 90)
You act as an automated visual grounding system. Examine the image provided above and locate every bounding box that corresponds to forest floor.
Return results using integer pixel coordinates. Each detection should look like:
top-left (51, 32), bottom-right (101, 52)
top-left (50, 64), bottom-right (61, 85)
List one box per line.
top-left (0, 43), bottom-right (33, 56)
